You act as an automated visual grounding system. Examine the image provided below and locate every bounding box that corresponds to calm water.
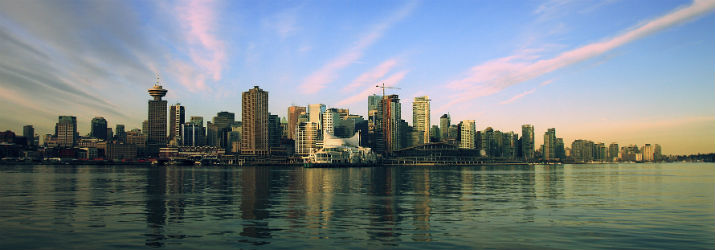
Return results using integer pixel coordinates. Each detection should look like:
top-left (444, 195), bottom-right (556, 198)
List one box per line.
top-left (0, 163), bottom-right (712, 249)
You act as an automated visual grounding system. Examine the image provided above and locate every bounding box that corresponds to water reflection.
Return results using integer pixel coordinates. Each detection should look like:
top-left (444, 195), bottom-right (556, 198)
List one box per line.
top-left (4, 164), bottom-right (703, 249)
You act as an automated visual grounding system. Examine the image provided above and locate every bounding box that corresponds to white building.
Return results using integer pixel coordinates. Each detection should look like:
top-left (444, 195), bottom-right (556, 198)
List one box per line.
top-left (459, 120), bottom-right (476, 149)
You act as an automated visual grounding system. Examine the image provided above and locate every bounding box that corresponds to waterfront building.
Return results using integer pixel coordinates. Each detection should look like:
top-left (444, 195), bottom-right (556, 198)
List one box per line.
top-left (230, 122), bottom-right (242, 153)
top-left (56, 116), bottom-right (77, 148)
top-left (571, 139), bottom-right (595, 162)
top-left (430, 125), bottom-right (440, 142)
top-left (211, 111), bottom-right (235, 150)
top-left (459, 120), bottom-right (476, 149)
top-left (642, 144), bottom-right (655, 162)
top-left (308, 104), bottom-right (326, 129)
top-left (287, 106), bottom-right (307, 140)
top-left (269, 114), bottom-right (281, 148)
top-left (521, 124), bottom-right (535, 161)
top-left (543, 128), bottom-right (556, 160)
top-left (609, 143), bottom-right (619, 161)
top-left (440, 114), bottom-right (450, 142)
top-left (296, 122), bottom-right (320, 155)
top-left (412, 96), bottom-right (430, 144)
top-left (367, 95), bottom-right (384, 153)
top-left (381, 95), bottom-right (401, 153)
top-left (115, 124), bottom-right (126, 142)
top-left (23, 125), bottom-right (34, 147)
top-left (169, 103), bottom-right (185, 145)
top-left (241, 86), bottom-right (269, 155)
top-left (323, 108), bottom-right (340, 137)
top-left (147, 84), bottom-right (168, 146)
top-left (90, 117), bottom-right (108, 141)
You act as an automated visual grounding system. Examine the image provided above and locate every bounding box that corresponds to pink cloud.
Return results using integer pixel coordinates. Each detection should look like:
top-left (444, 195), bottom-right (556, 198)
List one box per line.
top-left (336, 70), bottom-right (408, 106)
top-left (298, 2), bottom-right (416, 94)
top-left (441, 0), bottom-right (715, 110)
top-left (175, 0), bottom-right (227, 91)
top-left (500, 88), bottom-right (537, 105)
top-left (341, 58), bottom-right (398, 92)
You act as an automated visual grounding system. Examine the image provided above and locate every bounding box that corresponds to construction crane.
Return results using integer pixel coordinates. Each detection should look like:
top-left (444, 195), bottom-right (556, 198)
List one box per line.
top-left (375, 82), bottom-right (401, 98)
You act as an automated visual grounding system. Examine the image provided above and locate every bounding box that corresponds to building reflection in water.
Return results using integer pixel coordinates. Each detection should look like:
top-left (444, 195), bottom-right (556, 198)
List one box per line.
top-left (367, 167), bottom-right (402, 246)
top-left (411, 167), bottom-right (432, 242)
top-left (239, 166), bottom-right (272, 245)
top-left (145, 167), bottom-right (167, 247)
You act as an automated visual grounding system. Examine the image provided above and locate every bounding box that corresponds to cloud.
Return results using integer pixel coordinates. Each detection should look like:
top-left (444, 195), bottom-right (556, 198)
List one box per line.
top-left (336, 70), bottom-right (408, 106)
top-left (174, 0), bottom-right (227, 90)
top-left (441, 0), bottom-right (715, 110)
top-left (500, 88), bottom-right (537, 105)
top-left (265, 7), bottom-right (300, 39)
top-left (341, 58), bottom-right (399, 93)
top-left (298, 2), bottom-right (417, 94)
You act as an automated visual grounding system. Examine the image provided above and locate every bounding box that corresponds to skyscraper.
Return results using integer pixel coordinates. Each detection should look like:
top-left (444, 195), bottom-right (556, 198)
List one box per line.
top-left (521, 124), bottom-right (535, 161)
top-left (543, 128), bottom-right (556, 160)
top-left (412, 96), bottom-right (430, 144)
top-left (268, 114), bottom-right (281, 148)
top-left (381, 95), bottom-right (401, 153)
top-left (147, 83), bottom-right (168, 146)
top-left (295, 121), bottom-right (319, 155)
top-left (459, 120), bottom-right (476, 149)
top-left (169, 103), bottom-right (185, 145)
top-left (287, 106), bottom-right (306, 140)
top-left (367, 94), bottom-right (384, 153)
top-left (609, 143), bottom-right (619, 162)
top-left (323, 108), bottom-right (340, 136)
top-left (56, 116), bottom-right (77, 148)
top-left (440, 114), bottom-right (450, 141)
top-left (308, 104), bottom-right (326, 129)
top-left (211, 111), bottom-right (235, 150)
top-left (115, 124), bottom-right (126, 142)
top-left (241, 86), bottom-right (269, 155)
top-left (90, 117), bottom-right (108, 141)
top-left (23, 125), bottom-right (34, 146)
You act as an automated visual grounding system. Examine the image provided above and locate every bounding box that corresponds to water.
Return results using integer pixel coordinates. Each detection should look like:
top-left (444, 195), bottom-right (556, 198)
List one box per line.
top-left (0, 163), bottom-right (712, 249)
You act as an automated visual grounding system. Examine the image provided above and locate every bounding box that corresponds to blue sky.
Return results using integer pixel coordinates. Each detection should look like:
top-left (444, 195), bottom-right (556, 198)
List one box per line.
top-left (0, 0), bottom-right (713, 154)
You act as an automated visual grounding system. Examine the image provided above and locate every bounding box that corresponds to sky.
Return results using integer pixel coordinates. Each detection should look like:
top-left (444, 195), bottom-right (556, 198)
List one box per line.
top-left (0, 0), bottom-right (713, 155)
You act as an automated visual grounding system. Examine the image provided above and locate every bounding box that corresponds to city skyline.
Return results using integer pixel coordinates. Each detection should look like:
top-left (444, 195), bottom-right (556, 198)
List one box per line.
top-left (0, 0), bottom-right (713, 154)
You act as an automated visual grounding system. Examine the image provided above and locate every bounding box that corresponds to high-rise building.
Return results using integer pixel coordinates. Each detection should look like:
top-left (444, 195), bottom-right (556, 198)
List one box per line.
top-left (608, 143), bottom-right (619, 162)
top-left (23, 125), bottom-right (34, 147)
top-left (169, 103), bottom-right (185, 145)
top-left (295, 122), bottom-right (319, 155)
top-left (368, 95), bottom-right (382, 113)
top-left (308, 104), bottom-right (326, 129)
top-left (287, 106), bottom-right (307, 140)
top-left (642, 144), bottom-right (655, 162)
top-left (323, 108), bottom-right (340, 137)
top-left (521, 124), bottom-right (534, 161)
top-left (56, 116), bottom-right (77, 148)
top-left (241, 86), bottom-right (269, 155)
top-left (90, 117), bottom-right (108, 141)
top-left (211, 111), bottom-right (235, 150)
top-left (147, 84), bottom-right (168, 146)
top-left (459, 120), bottom-right (476, 149)
top-left (269, 114), bottom-right (281, 148)
top-left (440, 114), bottom-right (450, 141)
top-left (381, 95), bottom-right (401, 153)
top-left (115, 124), bottom-right (126, 142)
top-left (412, 96), bottom-right (430, 144)
top-left (367, 95), bottom-right (384, 153)
top-left (543, 128), bottom-right (556, 160)
top-left (430, 125), bottom-right (440, 142)
top-left (182, 123), bottom-right (203, 147)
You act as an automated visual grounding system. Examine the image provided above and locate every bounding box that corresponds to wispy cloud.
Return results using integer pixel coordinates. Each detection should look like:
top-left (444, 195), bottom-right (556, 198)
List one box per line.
top-left (500, 88), bottom-right (537, 105)
top-left (174, 0), bottom-right (227, 91)
top-left (341, 58), bottom-right (399, 93)
top-left (336, 70), bottom-right (408, 106)
top-left (298, 2), bottom-right (417, 94)
top-left (264, 7), bottom-right (301, 39)
top-left (441, 0), bottom-right (715, 110)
